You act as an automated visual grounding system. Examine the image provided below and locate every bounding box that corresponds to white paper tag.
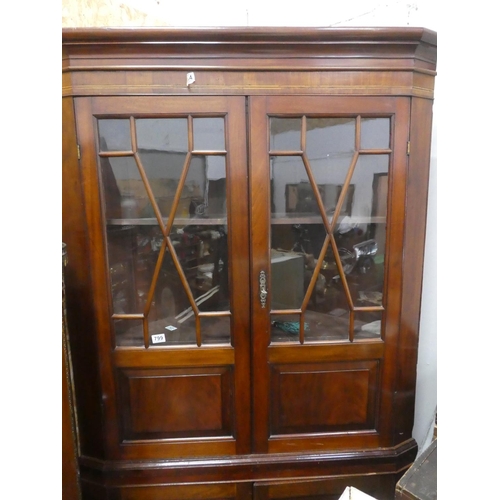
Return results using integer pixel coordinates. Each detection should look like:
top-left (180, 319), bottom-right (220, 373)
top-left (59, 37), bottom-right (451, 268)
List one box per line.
top-left (151, 333), bottom-right (166, 344)
top-left (339, 486), bottom-right (378, 500)
top-left (186, 72), bottom-right (195, 86)
top-left (165, 325), bottom-right (177, 331)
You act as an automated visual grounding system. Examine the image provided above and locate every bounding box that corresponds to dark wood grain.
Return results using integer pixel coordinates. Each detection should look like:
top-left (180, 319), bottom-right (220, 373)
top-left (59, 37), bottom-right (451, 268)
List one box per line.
top-left (269, 360), bottom-right (379, 435)
top-left (393, 97), bottom-right (435, 444)
top-left (118, 366), bottom-right (233, 439)
top-left (77, 439), bottom-right (416, 487)
top-left (62, 245), bottom-right (81, 500)
top-left (254, 474), bottom-right (396, 500)
top-left (62, 96), bottom-right (106, 459)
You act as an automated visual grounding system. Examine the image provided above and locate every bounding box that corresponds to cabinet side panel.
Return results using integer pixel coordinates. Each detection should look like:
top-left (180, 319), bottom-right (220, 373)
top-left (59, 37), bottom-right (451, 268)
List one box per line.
top-left (394, 97), bottom-right (434, 442)
top-left (62, 349), bottom-right (81, 499)
top-left (62, 96), bottom-right (106, 458)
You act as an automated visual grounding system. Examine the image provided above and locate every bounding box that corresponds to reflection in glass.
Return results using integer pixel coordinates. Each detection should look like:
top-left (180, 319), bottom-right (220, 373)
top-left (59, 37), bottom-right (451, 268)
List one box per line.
top-left (361, 118), bottom-right (390, 150)
top-left (270, 118), bottom-right (302, 151)
top-left (144, 223), bottom-right (229, 346)
top-left (270, 248), bottom-right (308, 310)
top-left (193, 118), bottom-right (225, 151)
top-left (269, 115), bottom-right (389, 343)
top-left (341, 155), bottom-right (388, 312)
top-left (112, 319), bottom-right (144, 347)
top-left (101, 156), bottom-right (156, 221)
top-left (201, 316), bottom-right (231, 344)
top-left (98, 116), bottom-right (230, 347)
top-left (306, 118), bottom-right (355, 159)
top-left (354, 310), bottom-right (383, 338)
top-left (136, 118), bottom-right (188, 153)
top-left (271, 155), bottom-right (332, 220)
top-left (173, 156), bottom-right (227, 222)
top-left (107, 226), bottom-right (161, 317)
top-left (135, 118), bottom-right (189, 219)
top-left (98, 119), bottom-right (132, 151)
top-left (271, 314), bottom-right (303, 342)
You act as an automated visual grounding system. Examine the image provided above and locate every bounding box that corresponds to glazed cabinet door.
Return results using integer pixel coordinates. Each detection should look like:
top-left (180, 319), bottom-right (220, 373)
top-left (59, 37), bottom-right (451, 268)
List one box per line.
top-left (249, 96), bottom-right (410, 453)
top-left (74, 95), bottom-right (251, 459)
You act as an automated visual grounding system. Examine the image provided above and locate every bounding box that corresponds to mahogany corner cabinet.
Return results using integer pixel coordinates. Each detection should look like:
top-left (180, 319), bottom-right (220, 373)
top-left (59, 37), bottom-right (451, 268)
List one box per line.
top-left (62, 27), bottom-right (437, 500)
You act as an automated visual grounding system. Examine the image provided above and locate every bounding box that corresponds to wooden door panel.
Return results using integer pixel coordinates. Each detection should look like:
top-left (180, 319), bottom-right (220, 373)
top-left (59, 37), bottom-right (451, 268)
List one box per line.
top-left (75, 95), bottom-right (251, 459)
top-left (270, 360), bottom-right (379, 435)
top-left (249, 95), bottom-right (411, 453)
top-left (117, 366), bottom-right (233, 440)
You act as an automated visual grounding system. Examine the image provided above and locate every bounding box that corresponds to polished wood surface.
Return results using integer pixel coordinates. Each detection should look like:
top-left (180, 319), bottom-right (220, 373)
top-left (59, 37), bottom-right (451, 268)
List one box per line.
top-left (269, 360), bottom-right (379, 432)
top-left (62, 27), bottom-right (437, 500)
top-left (254, 475), bottom-right (396, 500)
top-left (78, 438), bottom-right (416, 483)
top-left (62, 27), bottom-right (436, 99)
top-left (62, 96), bottom-right (106, 460)
top-left (62, 245), bottom-right (81, 500)
top-left (394, 97), bottom-right (435, 442)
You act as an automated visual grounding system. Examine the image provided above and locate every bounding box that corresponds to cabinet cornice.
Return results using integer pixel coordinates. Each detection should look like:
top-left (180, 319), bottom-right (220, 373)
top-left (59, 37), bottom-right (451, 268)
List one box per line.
top-left (62, 27), bottom-right (436, 99)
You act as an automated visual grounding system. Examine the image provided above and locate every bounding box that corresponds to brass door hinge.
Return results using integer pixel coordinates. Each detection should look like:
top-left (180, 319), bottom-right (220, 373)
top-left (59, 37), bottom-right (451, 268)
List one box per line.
top-left (407, 141), bottom-right (410, 155)
top-left (77, 144), bottom-right (81, 160)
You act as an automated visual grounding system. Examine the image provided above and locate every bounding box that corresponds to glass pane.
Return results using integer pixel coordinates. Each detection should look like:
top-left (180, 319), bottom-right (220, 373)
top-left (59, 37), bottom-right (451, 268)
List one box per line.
top-left (270, 155), bottom-right (326, 326)
top-left (136, 118), bottom-right (189, 219)
top-left (99, 116), bottom-right (230, 348)
top-left (306, 118), bottom-right (356, 217)
top-left (101, 156), bottom-right (155, 221)
top-left (136, 118), bottom-right (188, 153)
top-left (193, 117), bottom-right (225, 151)
top-left (306, 118), bottom-right (356, 162)
top-left (144, 223), bottom-right (230, 346)
top-left (360, 118), bottom-right (390, 149)
top-left (171, 223), bottom-right (229, 310)
top-left (205, 156), bottom-right (227, 218)
top-left (106, 226), bottom-right (160, 317)
top-left (270, 247), bottom-right (308, 310)
top-left (177, 155), bottom-right (208, 220)
top-left (201, 316), bottom-right (231, 345)
top-left (147, 231), bottom-right (196, 346)
top-left (106, 225), bottom-right (165, 347)
top-left (271, 314), bottom-right (302, 342)
top-left (354, 311), bottom-right (383, 339)
top-left (98, 119), bottom-right (131, 151)
top-left (270, 117), bottom-right (302, 151)
top-left (341, 155), bottom-right (388, 310)
top-left (271, 155), bottom-right (322, 219)
top-left (269, 116), bottom-right (389, 344)
top-left (173, 156), bottom-right (227, 223)
top-left (304, 309), bottom-right (349, 342)
top-left (113, 319), bottom-right (144, 347)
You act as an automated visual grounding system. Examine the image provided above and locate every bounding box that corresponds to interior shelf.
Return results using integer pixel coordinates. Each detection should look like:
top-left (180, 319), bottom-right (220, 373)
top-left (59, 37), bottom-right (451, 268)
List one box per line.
top-left (107, 217), bottom-right (228, 226)
top-left (271, 214), bottom-right (387, 225)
